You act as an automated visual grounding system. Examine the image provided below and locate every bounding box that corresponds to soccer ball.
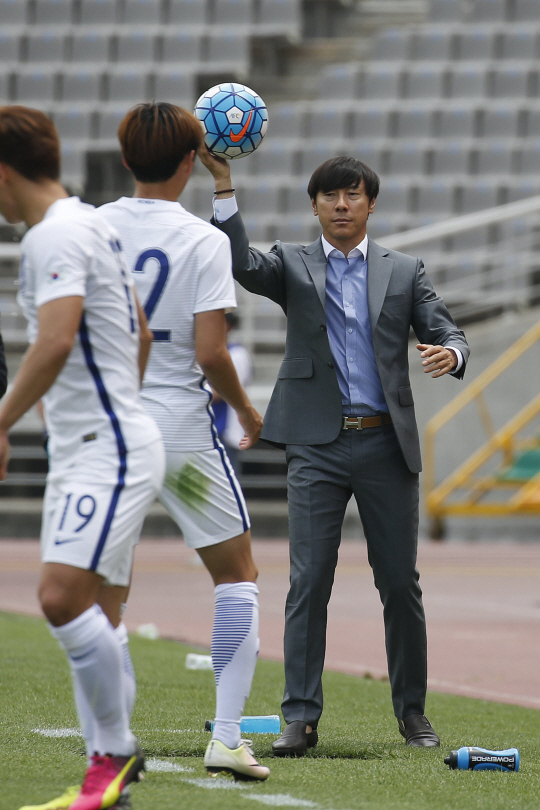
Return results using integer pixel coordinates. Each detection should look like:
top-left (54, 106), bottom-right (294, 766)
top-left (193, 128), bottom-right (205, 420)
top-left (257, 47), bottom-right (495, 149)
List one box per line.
top-left (194, 83), bottom-right (268, 160)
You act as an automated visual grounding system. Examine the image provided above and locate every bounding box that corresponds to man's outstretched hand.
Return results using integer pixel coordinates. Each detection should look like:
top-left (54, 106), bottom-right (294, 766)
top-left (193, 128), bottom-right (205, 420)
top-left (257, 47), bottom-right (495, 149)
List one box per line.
top-left (417, 344), bottom-right (457, 378)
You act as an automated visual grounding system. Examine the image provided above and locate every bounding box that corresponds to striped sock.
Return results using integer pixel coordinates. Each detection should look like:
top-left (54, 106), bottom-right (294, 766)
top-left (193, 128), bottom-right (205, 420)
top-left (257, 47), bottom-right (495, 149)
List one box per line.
top-left (211, 582), bottom-right (259, 749)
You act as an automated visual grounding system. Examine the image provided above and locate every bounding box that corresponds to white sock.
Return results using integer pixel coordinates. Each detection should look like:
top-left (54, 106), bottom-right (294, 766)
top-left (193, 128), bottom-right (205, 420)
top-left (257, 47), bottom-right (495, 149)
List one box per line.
top-left (50, 605), bottom-right (136, 756)
top-left (116, 622), bottom-right (137, 720)
top-left (211, 582), bottom-right (259, 749)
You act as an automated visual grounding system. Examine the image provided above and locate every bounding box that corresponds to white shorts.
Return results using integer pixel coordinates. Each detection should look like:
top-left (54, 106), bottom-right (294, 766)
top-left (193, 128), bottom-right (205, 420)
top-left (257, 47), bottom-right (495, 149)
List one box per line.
top-left (159, 444), bottom-right (250, 549)
top-left (41, 440), bottom-right (165, 586)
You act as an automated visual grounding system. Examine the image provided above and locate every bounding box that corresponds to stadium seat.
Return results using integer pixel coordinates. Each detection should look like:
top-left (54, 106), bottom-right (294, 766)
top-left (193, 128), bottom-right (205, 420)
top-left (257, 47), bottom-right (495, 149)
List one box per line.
top-left (319, 64), bottom-right (362, 100)
top-left (516, 143), bottom-right (540, 173)
top-left (241, 215), bottom-right (272, 243)
top-left (394, 107), bottom-right (433, 138)
top-left (53, 108), bottom-right (94, 139)
top-left (152, 68), bottom-right (195, 105)
top-left (305, 105), bottom-right (350, 139)
top-left (0, 31), bottom-right (20, 62)
top-left (297, 140), bottom-right (346, 176)
top-left (106, 69), bottom-right (150, 101)
top-left (26, 31), bottom-right (66, 63)
top-left (411, 28), bottom-right (453, 61)
top-left (350, 106), bottom-right (390, 138)
top-left (371, 29), bottom-right (410, 61)
top-left (283, 184), bottom-right (312, 214)
top-left (250, 140), bottom-right (297, 175)
top-left (491, 64), bottom-right (532, 98)
top-left (60, 68), bottom-right (102, 102)
top-left (374, 178), bottom-right (411, 215)
top-left (13, 69), bottom-right (56, 103)
top-left (0, 0), bottom-right (28, 24)
top-left (121, 0), bottom-right (162, 23)
top-left (479, 106), bottom-right (520, 138)
top-left (386, 142), bottom-right (427, 175)
top-left (468, 0), bottom-right (507, 21)
top-left (267, 103), bottom-right (306, 139)
top-left (214, 0), bottom-right (254, 26)
top-left (80, 0), bottom-right (118, 24)
top-left (416, 179), bottom-right (456, 215)
top-left (504, 178), bottom-right (540, 202)
top-left (34, 0), bottom-right (73, 24)
top-left (459, 180), bottom-right (500, 213)
top-left (166, 0), bottom-right (208, 24)
top-left (499, 29), bottom-right (538, 60)
top-left (161, 31), bottom-right (202, 63)
top-left (276, 214), bottom-right (319, 244)
top-left (206, 31), bottom-right (249, 67)
top-left (447, 64), bottom-right (488, 98)
top-left (96, 106), bottom-right (129, 139)
top-left (428, 0), bottom-right (464, 21)
top-left (360, 64), bottom-right (402, 100)
top-left (0, 73), bottom-right (9, 101)
top-left (402, 65), bottom-right (445, 99)
top-left (473, 141), bottom-right (514, 174)
top-left (367, 215), bottom-right (406, 240)
top-left (455, 28), bottom-right (496, 60)
top-left (523, 104), bottom-right (540, 137)
top-left (70, 31), bottom-right (110, 62)
top-left (242, 184), bottom-right (281, 214)
top-left (115, 31), bottom-right (156, 63)
top-left (345, 140), bottom-right (384, 172)
top-left (61, 143), bottom-right (86, 187)
top-left (430, 141), bottom-right (471, 173)
top-left (258, 0), bottom-right (301, 27)
top-left (514, 0), bottom-right (540, 21)
top-left (435, 104), bottom-right (476, 137)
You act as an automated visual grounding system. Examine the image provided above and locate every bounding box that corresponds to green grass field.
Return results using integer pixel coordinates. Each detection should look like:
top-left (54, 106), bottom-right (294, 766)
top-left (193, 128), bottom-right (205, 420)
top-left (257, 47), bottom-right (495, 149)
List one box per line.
top-left (2, 610), bottom-right (539, 810)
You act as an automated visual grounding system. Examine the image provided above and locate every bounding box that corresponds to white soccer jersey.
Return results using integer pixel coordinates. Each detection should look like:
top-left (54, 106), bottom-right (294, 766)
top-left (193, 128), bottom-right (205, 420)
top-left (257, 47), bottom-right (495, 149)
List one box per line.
top-left (99, 197), bottom-right (237, 451)
top-left (17, 196), bottom-right (162, 470)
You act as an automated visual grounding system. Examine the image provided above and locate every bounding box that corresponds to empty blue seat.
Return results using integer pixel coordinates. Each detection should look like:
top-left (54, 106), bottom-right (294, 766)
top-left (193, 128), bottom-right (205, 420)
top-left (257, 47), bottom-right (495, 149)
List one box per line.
top-left (106, 69), bottom-right (149, 101)
top-left (350, 106), bottom-right (390, 138)
top-left (61, 143), bottom-right (86, 187)
top-left (500, 29), bottom-right (538, 60)
top-left (374, 178), bottom-right (411, 215)
top-left (53, 108), bottom-right (93, 139)
top-left (0, 31), bottom-right (20, 62)
top-left (428, 0), bottom-right (464, 21)
top-left (214, 0), bottom-right (253, 25)
top-left (152, 68), bottom-right (195, 105)
top-left (206, 31), bottom-right (249, 66)
top-left (416, 179), bottom-right (456, 214)
top-left (394, 107), bottom-right (434, 138)
top-left (251, 141), bottom-right (296, 175)
top-left (161, 31), bottom-right (202, 63)
top-left (122, 0), bottom-right (162, 23)
top-left (523, 105), bottom-right (540, 137)
top-left (371, 29), bottom-right (410, 60)
top-left (79, 0), bottom-right (117, 24)
top-left (411, 28), bottom-right (453, 61)
top-left (267, 103), bottom-right (306, 138)
top-left (277, 214), bottom-right (319, 244)
top-left (360, 64), bottom-right (402, 99)
top-left (319, 63), bottom-right (361, 100)
top-left (60, 68), bottom-right (102, 102)
top-left (468, 0), bottom-right (507, 21)
top-left (455, 28), bottom-right (496, 60)
top-left (448, 64), bottom-right (488, 98)
top-left (305, 105), bottom-right (349, 139)
top-left (34, 0), bottom-right (73, 24)
top-left (403, 65), bottom-right (445, 99)
top-left (459, 180), bottom-right (500, 213)
top-left (435, 104), bottom-right (477, 137)
top-left (258, 0), bottom-right (300, 27)
top-left (297, 140), bottom-right (345, 175)
top-left (14, 69), bottom-right (56, 102)
top-left (283, 184), bottom-right (312, 214)
top-left (0, 0), bottom-right (27, 23)
top-left (96, 106), bottom-right (127, 139)
top-left (490, 64), bottom-right (532, 98)
top-left (242, 184), bottom-right (281, 213)
top-left (473, 141), bottom-right (514, 174)
top-left (115, 31), bottom-right (155, 62)
top-left (514, 0), bottom-right (540, 20)
top-left (431, 141), bottom-right (471, 173)
top-left (480, 106), bottom-right (520, 137)
top-left (504, 178), bottom-right (540, 202)
top-left (516, 143), bottom-right (540, 173)
top-left (386, 142), bottom-right (427, 175)
top-left (70, 31), bottom-right (110, 62)
top-left (26, 31), bottom-right (66, 62)
top-left (166, 0), bottom-right (208, 24)
top-left (343, 140), bottom-right (384, 173)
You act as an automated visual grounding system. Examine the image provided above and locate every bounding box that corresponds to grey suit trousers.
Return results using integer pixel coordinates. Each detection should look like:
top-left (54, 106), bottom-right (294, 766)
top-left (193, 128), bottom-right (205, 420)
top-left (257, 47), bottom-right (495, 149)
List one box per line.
top-left (282, 423), bottom-right (427, 725)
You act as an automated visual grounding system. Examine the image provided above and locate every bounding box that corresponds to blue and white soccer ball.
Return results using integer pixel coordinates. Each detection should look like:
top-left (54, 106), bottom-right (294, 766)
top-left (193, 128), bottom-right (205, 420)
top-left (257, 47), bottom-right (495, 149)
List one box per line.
top-left (194, 83), bottom-right (268, 160)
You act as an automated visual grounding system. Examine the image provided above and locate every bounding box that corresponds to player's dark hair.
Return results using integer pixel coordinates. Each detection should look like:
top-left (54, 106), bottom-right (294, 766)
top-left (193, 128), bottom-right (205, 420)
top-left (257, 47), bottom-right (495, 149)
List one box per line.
top-left (0, 106), bottom-right (60, 181)
top-left (307, 156), bottom-right (380, 202)
top-left (118, 102), bottom-right (204, 183)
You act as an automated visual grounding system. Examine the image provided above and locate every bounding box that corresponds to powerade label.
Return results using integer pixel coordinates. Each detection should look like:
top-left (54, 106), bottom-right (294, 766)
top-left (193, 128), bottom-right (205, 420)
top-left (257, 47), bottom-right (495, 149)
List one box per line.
top-left (453, 747), bottom-right (519, 772)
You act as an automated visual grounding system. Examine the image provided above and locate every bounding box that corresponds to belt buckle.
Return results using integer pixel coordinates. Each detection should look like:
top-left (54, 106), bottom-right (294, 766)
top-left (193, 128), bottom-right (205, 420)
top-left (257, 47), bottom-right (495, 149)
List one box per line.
top-left (343, 416), bottom-right (363, 430)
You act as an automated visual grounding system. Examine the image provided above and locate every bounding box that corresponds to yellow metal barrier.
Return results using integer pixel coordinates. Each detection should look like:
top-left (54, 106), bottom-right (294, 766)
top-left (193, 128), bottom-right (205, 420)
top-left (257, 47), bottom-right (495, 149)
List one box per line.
top-left (424, 319), bottom-right (540, 538)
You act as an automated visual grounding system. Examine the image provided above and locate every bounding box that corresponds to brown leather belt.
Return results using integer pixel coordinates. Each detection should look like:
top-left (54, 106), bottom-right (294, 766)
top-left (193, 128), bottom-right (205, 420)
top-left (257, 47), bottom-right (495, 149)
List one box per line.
top-left (342, 414), bottom-right (392, 430)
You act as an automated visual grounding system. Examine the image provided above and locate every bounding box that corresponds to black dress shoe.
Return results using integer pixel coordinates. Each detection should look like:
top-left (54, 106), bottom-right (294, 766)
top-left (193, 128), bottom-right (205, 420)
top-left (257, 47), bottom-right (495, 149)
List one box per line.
top-left (398, 714), bottom-right (440, 747)
top-left (272, 721), bottom-right (319, 757)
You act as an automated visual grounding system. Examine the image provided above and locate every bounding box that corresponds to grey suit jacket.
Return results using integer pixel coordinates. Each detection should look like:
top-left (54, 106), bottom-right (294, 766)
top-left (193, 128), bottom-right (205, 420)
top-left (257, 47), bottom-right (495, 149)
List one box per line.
top-left (214, 211), bottom-right (470, 473)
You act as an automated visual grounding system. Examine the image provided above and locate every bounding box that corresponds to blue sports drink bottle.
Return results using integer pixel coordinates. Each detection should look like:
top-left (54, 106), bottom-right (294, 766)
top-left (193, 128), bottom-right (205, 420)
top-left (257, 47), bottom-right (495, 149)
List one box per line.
top-left (444, 747), bottom-right (519, 772)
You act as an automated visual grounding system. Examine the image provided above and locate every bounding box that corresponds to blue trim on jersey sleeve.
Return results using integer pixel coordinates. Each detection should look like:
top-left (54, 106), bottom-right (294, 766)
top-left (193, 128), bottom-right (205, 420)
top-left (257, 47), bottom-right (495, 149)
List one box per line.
top-left (79, 314), bottom-right (128, 570)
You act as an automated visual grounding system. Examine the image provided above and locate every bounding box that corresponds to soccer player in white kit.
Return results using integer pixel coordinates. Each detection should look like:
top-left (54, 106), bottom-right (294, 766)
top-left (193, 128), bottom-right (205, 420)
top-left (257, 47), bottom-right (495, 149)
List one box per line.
top-left (0, 106), bottom-right (165, 810)
top-left (100, 102), bottom-right (269, 782)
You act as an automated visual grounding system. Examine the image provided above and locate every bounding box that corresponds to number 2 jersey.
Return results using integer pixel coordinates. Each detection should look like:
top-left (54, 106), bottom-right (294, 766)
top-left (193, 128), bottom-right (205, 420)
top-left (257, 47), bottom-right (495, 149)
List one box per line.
top-left (99, 197), bottom-right (237, 452)
top-left (17, 196), bottom-right (162, 471)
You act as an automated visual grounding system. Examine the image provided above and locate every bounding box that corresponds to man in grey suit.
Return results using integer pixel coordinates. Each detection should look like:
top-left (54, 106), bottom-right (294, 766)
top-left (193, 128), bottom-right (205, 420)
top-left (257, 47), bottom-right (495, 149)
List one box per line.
top-left (199, 150), bottom-right (470, 755)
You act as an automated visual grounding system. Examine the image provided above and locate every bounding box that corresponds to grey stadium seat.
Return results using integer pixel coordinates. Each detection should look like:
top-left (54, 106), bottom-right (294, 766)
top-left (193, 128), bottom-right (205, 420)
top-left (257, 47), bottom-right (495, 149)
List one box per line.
top-left (447, 64), bottom-right (488, 98)
top-left (491, 64), bottom-right (533, 98)
top-left (305, 105), bottom-right (349, 139)
top-left (206, 31), bottom-right (249, 66)
top-left (70, 31), bottom-right (110, 62)
top-left (468, 0), bottom-right (507, 21)
top-left (0, 0), bottom-right (28, 23)
top-left (14, 69), bottom-right (56, 102)
top-left (473, 141), bottom-right (514, 174)
top-left (345, 141), bottom-right (384, 173)
top-left (121, 0), bottom-right (162, 23)
top-left (34, 0), bottom-right (73, 24)
top-left (161, 31), bottom-right (202, 63)
top-left (152, 68), bottom-right (195, 105)
top-left (60, 68), bottom-right (102, 102)
top-left (374, 178), bottom-right (411, 215)
top-left (516, 143), bottom-right (540, 173)
top-left (79, 0), bottom-right (117, 24)
top-left (297, 140), bottom-right (346, 176)
top-left (258, 0), bottom-right (301, 26)
top-left (360, 64), bottom-right (402, 100)
top-left (0, 73), bottom-right (9, 101)
top-left (242, 184), bottom-right (281, 214)
top-left (435, 105), bottom-right (476, 137)
top-left (479, 106), bottom-right (520, 138)
top-left (277, 215), bottom-right (320, 245)
top-left (26, 31), bottom-right (66, 62)
top-left (106, 69), bottom-right (150, 101)
top-left (416, 179), bottom-right (456, 215)
top-left (214, 0), bottom-right (254, 25)
top-left (504, 178), bottom-right (540, 202)
top-left (266, 103), bottom-right (306, 139)
top-left (402, 65), bottom-right (445, 99)
top-left (96, 106), bottom-right (129, 139)
top-left (115, 31), bottom-right (156, 63)
top-left (53, 108), bottom-right (94, 139)
top-left (61, 144), bottom-right (86, 186)
top-left (250, 141), bottom-right (296, 176)
top-left (386, 142), bottom-right (427, 175)
top-left (514, 0), bottom-right (540, 21)
top-left (523, 105), bottom-right (540, 137)
top-left (430, 141), bottom-right (471, 173)
top-left (350, 107), bottom-right (390, 138)
top-left (500, 29), bottom-right (538, 60)
top-left (411, 28), bottom-right (453, 61)
top-left (394, 107), bottom-right (433, 138)
top-left (241, 215), bottom-right (271, 243)
top-left (283, 184), bottom-right (312, 214)
top-left (0, 31), bottom-right (20, 62)
top-left (371, 29), bottom-right (410, 61)
top-left (455, 28), bottom-right (496, 60)
top-left (458, 180), bottom-right (500, 213)
top-left (166, 0), bottom-right (208, 24)
top-left (428, 0), bottom-right (464, 21)
top-left (319, 64), bottom-right (361, 100)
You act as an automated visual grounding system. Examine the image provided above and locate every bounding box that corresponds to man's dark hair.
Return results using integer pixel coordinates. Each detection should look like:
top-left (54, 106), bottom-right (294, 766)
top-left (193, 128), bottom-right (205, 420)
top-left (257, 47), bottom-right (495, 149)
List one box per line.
top-left (0, 106), bottom-right (60, 181)
top-left (307, 156), bottom-right (380, 202)
top-left (118, 102), bottom-right (204, 183)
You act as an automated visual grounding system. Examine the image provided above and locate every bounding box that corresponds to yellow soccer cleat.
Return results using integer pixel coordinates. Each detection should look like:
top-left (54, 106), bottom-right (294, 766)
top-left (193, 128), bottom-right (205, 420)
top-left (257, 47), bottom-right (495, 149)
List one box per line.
top-left (204, 738), bottom-right (270, 782)
top-left (18, 785), bottom-right (80, 810)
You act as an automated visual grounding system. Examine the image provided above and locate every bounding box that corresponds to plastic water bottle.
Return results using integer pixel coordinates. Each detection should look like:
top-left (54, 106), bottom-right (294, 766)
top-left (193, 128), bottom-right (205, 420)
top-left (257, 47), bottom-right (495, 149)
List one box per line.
top-left (185, 653), bottom-right (213, 670)
top-left (205, 715), bottom-right (281, 734)
top-left (444, 747), bottom-right (519, 772)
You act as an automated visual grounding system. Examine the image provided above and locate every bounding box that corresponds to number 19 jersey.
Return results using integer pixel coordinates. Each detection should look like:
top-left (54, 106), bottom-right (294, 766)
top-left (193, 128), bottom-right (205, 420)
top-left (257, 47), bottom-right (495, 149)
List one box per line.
top-left (99, 197), bottom-right (237, 451)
